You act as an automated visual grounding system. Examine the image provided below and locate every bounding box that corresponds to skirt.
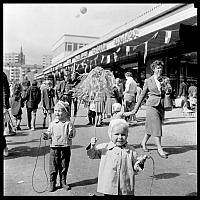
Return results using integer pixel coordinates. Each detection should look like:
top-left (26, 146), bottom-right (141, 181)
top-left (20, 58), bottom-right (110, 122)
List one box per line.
top-left (95, 100), bottom-right (104, 114)
top-left (145, 104), bottom-right (164, 137)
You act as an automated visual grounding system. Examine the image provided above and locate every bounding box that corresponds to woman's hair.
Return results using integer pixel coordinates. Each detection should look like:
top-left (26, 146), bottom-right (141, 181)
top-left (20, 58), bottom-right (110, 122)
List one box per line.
top-left (125, 72), bottom-right (132, 77)
top-left (150, 60), bottom-right (164, 71)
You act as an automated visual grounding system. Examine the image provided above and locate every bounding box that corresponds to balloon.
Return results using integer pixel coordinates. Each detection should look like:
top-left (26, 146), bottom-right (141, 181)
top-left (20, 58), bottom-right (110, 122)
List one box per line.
top-left (80, 7), bottom-right (87, 14)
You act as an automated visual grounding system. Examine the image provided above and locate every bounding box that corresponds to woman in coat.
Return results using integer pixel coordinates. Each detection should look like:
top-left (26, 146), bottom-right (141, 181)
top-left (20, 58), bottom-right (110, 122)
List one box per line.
top-left (42, 80), bottom-right (55, 127)
top-left (23, 81), bottom-right (41, 130)
top-left (132, 60), bottom-right (172, 159)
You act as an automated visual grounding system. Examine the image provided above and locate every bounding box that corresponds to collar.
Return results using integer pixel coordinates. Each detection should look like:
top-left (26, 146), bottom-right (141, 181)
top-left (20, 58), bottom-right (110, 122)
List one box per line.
top-left (107, 141), bottom-right (129, 150)
top-left (54, 119), bottom-right (68, 123)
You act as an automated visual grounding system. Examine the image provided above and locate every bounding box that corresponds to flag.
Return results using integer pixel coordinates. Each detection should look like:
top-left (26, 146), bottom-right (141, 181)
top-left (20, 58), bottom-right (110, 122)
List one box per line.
top-left (131, 45), bottom-right (138, 53)
top-left (101, 55), bottom-right (105, 63)
top-left (94, 55), bottom-right (98, 65)
top-left (84, 63), bottom-right (89, 73)
top-left (107, 55), bottom-right (110, 64)
top-left (113, 52), bottom-right (118, 62)
top-left (152, 32), bottom-right (158, 39)
top-left (126, 46), bottom-right (130, 56)
top-left (116, 47), bottom-right (121, 53)
top-left (144, 41), bottom-right (148, 64)
top-left (164, 31), bottom-right (172, 44)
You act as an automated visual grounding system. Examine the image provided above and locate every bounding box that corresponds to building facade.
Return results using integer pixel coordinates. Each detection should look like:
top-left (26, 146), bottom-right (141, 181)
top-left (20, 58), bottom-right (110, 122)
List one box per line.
top-left (51, 34), bottom-right (99, 64)
top-left (36, 4), bottom-right (197, 98)
top-left (42, 55), bottom-right (52, 68)
top-left (4, 46), bottom-right (25, 65)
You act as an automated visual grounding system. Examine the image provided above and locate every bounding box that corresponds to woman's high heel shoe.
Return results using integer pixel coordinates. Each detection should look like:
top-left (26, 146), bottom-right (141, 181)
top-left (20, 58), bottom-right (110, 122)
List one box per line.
top-left (140, 144), bottom-right (149, 152)
top-left (157, 150), bottom-right (168, 159)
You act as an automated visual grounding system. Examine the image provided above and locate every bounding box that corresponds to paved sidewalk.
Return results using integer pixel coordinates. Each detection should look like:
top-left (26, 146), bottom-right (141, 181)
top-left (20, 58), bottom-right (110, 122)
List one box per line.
top-left (3, 105), bottom-right (197, 196)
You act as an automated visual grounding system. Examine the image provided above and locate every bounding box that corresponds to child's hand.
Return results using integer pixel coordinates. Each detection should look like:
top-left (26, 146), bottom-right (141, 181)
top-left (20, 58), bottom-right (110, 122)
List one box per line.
top-left (90, 137), bottom-right (97, 147)
top-left (134, 155), bottom-right (148, 171)
top-left (43, 132), bottom-right (48, 140)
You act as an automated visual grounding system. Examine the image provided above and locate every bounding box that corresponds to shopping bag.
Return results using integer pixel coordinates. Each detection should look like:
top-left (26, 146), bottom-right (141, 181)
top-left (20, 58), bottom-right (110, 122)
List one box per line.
top-left (175, 98), bottom-right (183, 107)
top-left (164, 94), bottom-right (173, 111)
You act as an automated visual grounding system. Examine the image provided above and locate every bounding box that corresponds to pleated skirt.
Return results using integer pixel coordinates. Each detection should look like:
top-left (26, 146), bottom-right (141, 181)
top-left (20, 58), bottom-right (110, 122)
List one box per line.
top-left (145, 104), bottom-right (164, 137)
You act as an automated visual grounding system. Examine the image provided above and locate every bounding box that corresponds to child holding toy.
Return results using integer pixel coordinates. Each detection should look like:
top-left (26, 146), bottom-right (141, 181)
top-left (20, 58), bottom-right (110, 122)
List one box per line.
top-left (86, 119), bottom-right (148, 195)
top-left (43, 100), bottom-right (76, 192)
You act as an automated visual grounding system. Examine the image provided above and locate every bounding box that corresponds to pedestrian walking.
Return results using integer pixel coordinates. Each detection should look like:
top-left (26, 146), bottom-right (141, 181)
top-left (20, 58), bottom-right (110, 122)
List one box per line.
top-left (9, 83), bottom-right (25, 130)
top-left (95, 91), bottom-right (105, 127)
top-left (23, 80), bottom-right (41, 130)
top-left (86, 119), bottom-right (147, 195)
top-left (86, 93), bottom-right (96, 125)
top-left (3, 72), bottom-right (11, 156)
top-left (104, 83), bottom-right (120, 118)
top-left (132, 60), bottom-right (172, 159)
top-left (123, 72), bottom-right (137, 122)
top-left (115, 78), bottom-right (124, 105)
top-left (178, 78), bottom-right (188, 108)
top-left (57, 72), bottom-right (73, 117)
top-left (43, 100), bottom-right (76, 192)
top-left (41, 80), bottom-right (55, 128)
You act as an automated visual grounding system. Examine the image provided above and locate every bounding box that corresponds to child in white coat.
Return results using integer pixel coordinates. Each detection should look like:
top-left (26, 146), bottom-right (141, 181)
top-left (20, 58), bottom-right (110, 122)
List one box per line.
top-left (86, 119), bottom-right (148, 195)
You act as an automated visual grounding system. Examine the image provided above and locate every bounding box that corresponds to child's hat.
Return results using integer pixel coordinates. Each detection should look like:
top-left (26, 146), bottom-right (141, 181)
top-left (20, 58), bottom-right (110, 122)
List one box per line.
top-left (112, 103), bottom-right (122, 112)
top-left (55, 100), bottom-right (69, 113)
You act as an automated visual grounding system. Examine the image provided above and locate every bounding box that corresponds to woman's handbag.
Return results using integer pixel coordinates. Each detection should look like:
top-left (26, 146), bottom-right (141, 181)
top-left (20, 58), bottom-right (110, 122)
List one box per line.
top-left (164, 94), bottom-right (173, 111)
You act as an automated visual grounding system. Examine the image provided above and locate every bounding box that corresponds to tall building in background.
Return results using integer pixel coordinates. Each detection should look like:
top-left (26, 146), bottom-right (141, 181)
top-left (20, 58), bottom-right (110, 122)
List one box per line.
top-left (3, 46), bottom-right (25, 64)
top-left (51, 34), bottom-right (99, 64)
top-left (3, 46), bottom-right (25, 82)
top-left (42, 55), bottom-right (52, 68)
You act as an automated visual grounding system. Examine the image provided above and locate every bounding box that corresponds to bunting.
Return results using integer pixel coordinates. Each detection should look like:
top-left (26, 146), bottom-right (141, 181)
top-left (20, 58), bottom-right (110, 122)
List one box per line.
top-left (126, 46), bottom-right (130, 56)
top-left (101, 55), bottom-right (105, 63)
top-left (107, 55), bottom-right (111, 64)
top-left (144, 41), bottom-right (148, 64)
top-left (164, 30), bottom-right (172, 44)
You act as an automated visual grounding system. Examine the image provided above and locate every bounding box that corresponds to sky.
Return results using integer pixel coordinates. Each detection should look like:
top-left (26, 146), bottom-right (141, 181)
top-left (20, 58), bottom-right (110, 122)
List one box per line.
top-left (3, 3), bottom-right (160, 65)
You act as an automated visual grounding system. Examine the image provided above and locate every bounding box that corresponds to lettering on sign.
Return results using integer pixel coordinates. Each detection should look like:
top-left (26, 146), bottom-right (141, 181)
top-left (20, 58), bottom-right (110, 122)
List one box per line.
top-left (92, 43), bottom-right (107, 55)
top-left (113, 29), bottom-right (139, 46)
top-left (75, 55), bottom-right (81, 61)
top-left (81, 51), bottom-right (88, 59)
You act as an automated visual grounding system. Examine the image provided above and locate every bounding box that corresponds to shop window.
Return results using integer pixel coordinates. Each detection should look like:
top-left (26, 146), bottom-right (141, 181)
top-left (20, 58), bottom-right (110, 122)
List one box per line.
top-left (66, 43), bottom-right (73, 52)
top-left (73, 43), bottom-right (78, 51)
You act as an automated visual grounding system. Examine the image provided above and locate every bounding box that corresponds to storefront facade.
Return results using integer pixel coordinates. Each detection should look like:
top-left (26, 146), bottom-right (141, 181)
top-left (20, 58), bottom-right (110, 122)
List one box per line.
top-left (35, 3), bottom-right (197, 97)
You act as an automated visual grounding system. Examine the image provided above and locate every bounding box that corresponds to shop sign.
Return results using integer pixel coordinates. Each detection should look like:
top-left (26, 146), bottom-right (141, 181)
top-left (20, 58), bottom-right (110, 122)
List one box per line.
top-left (75, 54), bottom-right (81, 61)
top-left (91, 43), bottom-right (107, 55)
top-left (113, 29), bottom-right (139, 46)
top-left (81, 51), bottom-right (88, 59)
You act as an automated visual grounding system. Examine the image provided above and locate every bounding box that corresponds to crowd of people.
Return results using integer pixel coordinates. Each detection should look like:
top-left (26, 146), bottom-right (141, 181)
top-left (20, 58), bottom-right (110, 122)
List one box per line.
top-left (3, 59), bottom-right (197, 195)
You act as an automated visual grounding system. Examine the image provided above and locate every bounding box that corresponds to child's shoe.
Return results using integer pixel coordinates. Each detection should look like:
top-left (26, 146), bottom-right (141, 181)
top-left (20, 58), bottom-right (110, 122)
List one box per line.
top-left (49, 182), bottom-right (56, 192)
top-left (61, 179), bottom-right (71, 191)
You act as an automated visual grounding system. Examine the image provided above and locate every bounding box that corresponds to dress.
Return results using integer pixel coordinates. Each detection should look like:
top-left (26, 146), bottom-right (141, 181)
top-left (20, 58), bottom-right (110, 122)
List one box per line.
top-left (133, 75), bottom-right (172, 137)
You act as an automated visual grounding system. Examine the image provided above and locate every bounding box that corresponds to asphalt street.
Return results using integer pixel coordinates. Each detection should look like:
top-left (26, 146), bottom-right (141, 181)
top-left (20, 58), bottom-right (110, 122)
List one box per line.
top-left (3, 104), bottom-right (197, 196)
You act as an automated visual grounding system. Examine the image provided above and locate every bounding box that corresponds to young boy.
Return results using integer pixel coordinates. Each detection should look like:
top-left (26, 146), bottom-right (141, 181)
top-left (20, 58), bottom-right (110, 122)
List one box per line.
top-left (86, 119), bottom-right (148, 195)
top-left (43, 100), bottom-right (76, 192)
top-left (87, 93), bottom-right (96, 125)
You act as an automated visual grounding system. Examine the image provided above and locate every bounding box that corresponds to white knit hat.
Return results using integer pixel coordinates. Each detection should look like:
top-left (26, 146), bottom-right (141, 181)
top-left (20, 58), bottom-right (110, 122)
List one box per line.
top-left (108, 119), bottom-right (128, 139)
